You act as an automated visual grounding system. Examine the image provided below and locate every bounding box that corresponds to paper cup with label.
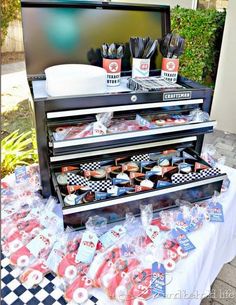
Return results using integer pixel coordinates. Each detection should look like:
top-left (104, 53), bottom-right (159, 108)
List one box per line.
top-left (103, 58), bottom-right (121, 87)
top-left (132, 58), bottom-right (150, 78)
top-left (161, 58), bottom-right (179, 83)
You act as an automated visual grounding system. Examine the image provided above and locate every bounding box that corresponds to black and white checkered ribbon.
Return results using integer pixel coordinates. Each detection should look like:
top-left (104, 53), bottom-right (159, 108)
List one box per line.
top-left (88, 180), bottom-right (113, 192)
top-left (80, 162), bottom-right (101, 171)
top-left (172, 168), bottom-right (221, 184)
top-left (67, 173), bottom-right (89, 186)
top-left (131, 154), bottom-right (150, 162)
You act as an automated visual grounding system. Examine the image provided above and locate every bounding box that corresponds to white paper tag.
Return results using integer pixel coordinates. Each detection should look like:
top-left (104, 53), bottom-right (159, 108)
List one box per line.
top-left (75, 231), bottom-right (98, 264)
top-left (26, 229), bottom-right (54, 257)
top-left (93, 122), bottom-right (107, 136)
top-left (146, 225), bottom-right (161, 246)
top-left (100, 225), bottom-right (126, 248)
top-left (46, 241), bottom-right (65, 273)
top-left (40, 210), bottom-right (64, 229)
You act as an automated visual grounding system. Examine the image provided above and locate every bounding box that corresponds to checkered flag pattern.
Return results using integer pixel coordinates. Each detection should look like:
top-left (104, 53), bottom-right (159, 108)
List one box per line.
top-left (131, 154), bottom-right (150, 162)
top-left (199, 168), bottom-right (221, 177)
top-left (88, 180), bottom-right (113, 192)
top-left (1, 254), bottom-right (101, 305)
top-left (171, 173), bottom-right (193, 184)
top-left (172, 168), bottom-right (221, 184)
top-left (80, 162), bottom-right (101, 171)
top-left (67, 173), bottom-right (89, 186)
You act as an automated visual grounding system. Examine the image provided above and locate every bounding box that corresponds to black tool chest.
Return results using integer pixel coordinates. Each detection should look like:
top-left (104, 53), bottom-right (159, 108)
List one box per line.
top-left (21, 0), bottom-right (226, 228)
top-left (29, 75), bottom-right (226, 227)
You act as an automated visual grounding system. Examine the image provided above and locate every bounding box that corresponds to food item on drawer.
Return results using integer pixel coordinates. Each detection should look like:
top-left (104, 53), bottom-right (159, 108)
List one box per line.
top-left (178, 162), bottom-right (192, 174)
top-left (83, 192), bottom-right (95, 203)
top-left (56, 173), bottom-right (68, 186)
top-left (57, 149), bottom-right (221, 208)
top-left (64, 194), bottom-right (78, 206)
top-left (140, 179), bottom-right (154, 189)
top-left (45, 64), bottom-right (107, 97)
top-left (84, 169), bottom-right (106, 181)
top-left (122, 162), bottom-right (139, 172)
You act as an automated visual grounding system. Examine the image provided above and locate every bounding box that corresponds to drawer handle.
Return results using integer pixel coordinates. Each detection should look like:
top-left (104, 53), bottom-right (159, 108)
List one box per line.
top-left (131, 95), bottom-right (137, 102)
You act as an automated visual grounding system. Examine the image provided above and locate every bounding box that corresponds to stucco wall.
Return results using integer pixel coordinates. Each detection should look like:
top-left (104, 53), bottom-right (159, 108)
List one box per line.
top-left (211, 0), bottom-right (236, 133)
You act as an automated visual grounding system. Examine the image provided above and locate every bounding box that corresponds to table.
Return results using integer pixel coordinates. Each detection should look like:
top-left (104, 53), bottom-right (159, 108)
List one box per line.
top-left (1, 166), bottom-right (236, 305)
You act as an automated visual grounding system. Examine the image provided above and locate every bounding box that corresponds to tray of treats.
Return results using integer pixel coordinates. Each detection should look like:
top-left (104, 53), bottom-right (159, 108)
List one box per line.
top-left (51, 145), bottom-right (226, 227)
top-left (49, 110), bottom-right (215, 155)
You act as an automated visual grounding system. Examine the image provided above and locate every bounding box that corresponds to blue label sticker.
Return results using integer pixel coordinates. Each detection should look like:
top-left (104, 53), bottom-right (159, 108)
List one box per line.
top-left (171, 229), bottom-right (196, 252)
top-left (95, 192), bottom-right (111, 200)
top-left (208, 202), bottom-right (224, 222)
top-left (117, 187), bottom-right (134, 196)
top-left (112, 178), bottom-right (129, 185)
top-left (151, 262), bottom-right (166, 297)
top-left (146, 170), bottom-right (162, 178)
top-left (140, 160), bottom-right (156, 168)
top-left (172, 156), bottom-right (183, 164)
top-left (75, 193), bottom-right (87, 204)
top-left (156, 180), bottom-right (172, 188)
top-left (15, 166), bottom-right (28, 183)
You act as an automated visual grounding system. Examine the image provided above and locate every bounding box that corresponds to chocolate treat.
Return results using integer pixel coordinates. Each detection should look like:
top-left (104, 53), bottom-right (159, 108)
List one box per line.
top-left (143, 164), bottom-right (154, 173)
top-left (179, 162), bottom-right (192, 174)
top-left (116, 172), bottom-right (130, 184)
top-left (110, 166), bottom-right (122, 178)
top-left (83, 191), bottom-right (95, 203)
top-left (56, 173), bottom-right (67, 185)
top-left (140, 179), bottom-right (154, 189)
top-left (125, 161), bottom-right (139, 172)
top-left (151, 165), bottom-right (162, 176)
top-left (159, 158), bottom-right (170, 166)
top-left (91, 169), bottom-right (106, 181)
top-left (155, 119), bottom-right (166, 126)
top-left (79, 186), bottom-right (91, 194)
top-left (64, 194), bottom-right (78, 206)
top-left (134, 176), bottom-right (146, 184)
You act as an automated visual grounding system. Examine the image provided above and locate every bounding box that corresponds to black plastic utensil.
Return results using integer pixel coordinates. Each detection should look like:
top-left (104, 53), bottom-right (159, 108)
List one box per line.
top-left (146, 40), bottom-right (158, 58)
top-left (142, 39), bottom-right (154, 58)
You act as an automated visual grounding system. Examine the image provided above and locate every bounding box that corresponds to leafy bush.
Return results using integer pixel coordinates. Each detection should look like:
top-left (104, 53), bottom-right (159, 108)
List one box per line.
top-left (1, 0), bottom-right (21, 45)
top-left (171, 7), bottom-right (226, 86)
top-left (1, 129), bottom-right (38, 177)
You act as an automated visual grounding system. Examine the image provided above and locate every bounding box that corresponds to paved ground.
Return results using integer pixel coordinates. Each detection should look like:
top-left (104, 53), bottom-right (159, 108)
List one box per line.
top-left (203, 130), bottom-right (236, 169)
top-left (1, 61), bottom-right (236, 305)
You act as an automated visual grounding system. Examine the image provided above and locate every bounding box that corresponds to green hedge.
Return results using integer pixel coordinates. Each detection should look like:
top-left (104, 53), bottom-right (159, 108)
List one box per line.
top-left (171, 7), bottom-right (226, 87)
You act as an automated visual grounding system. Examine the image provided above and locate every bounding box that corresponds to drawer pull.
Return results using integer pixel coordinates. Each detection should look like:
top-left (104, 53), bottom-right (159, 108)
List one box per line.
top-left (131, 95), bottom-right (137, 102)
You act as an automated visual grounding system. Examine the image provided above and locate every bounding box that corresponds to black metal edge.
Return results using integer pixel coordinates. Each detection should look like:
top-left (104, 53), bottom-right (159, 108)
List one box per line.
top-left (50, 138), bottom-right (195, 168)
top-left (46, 105), bottom-right (198, 127)
top-left (37, 88), bottom-right (209, 111)
top-left (21, 0), bottom-right (170, 12)
top-left (60, 173), bottom-right (227, 213)
top-left (64, 203), bottom-right (179, 230)
top-left (50, 137), bottom-right (227, 210)
top-left (51, 126), bottom-right (214, 157)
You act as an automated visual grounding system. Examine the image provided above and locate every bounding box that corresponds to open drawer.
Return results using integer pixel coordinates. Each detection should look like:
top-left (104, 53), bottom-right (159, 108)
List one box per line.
top-left (47, 100), bottom-right (215, 155)
top-left (50, 137), bottom-right (226, 227)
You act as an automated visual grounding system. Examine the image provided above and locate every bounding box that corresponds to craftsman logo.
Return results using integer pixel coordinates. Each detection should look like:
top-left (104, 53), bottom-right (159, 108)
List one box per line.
top-left (109, 61), bottom-right (119, 73)
top-left (163, 91), bottom-right (192, 101)
top-left (166, 61), bottom-right (176, 71)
